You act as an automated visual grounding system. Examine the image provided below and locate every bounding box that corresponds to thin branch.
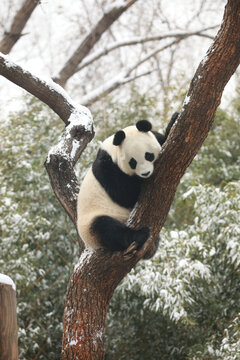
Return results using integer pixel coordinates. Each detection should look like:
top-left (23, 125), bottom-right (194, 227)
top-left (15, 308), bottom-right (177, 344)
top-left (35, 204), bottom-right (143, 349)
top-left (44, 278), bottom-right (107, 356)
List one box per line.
top-left (0, 0), bottom-right (40, 54)
top-left (77, 26), bottom-right (218, 72)
top-left (81, 37), bottom-right (184, 106)
top-left (53, 0), bottom-right (138, 87)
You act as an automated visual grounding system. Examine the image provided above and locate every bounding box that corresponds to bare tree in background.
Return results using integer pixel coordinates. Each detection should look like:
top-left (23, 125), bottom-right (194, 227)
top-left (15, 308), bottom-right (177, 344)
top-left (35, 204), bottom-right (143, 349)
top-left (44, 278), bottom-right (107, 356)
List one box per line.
top-left (0, 0), bottom-right (239, 358)
top-left (0, 0), bottom-right (219, 112)
top-left (0, 0), bottom-right (40, 54)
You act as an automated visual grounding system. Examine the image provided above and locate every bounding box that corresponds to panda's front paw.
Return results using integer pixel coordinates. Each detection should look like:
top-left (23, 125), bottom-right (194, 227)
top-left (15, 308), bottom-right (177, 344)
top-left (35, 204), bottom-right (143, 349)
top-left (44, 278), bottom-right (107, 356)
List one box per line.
top-left (133, 226), bottom-right (150, 248)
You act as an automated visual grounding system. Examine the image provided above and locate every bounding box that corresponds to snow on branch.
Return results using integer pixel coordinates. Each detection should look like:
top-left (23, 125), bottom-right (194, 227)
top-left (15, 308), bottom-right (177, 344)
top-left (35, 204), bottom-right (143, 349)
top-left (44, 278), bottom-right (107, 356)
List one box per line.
top-left (0, 52), bottom-right (94, 230)
top-left (53, 0), bottom-right (138, 87)
top-left (0, 52), bottom-right (93, 128)
top-left (77, 25), bottom-right (218, 72)
top-left (44, 115), bottom-right (94, 228)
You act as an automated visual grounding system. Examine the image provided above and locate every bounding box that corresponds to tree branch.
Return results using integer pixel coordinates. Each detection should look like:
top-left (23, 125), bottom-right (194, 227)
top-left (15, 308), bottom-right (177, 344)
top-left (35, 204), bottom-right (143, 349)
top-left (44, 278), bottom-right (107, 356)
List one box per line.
top-left (0, 0), bottom-right (40, 54)
top-left (131, 0), bottom-right (240, 260)
top-left (53, 0), bottom-right (138, 87)
top-left (0, 52), bottom-right (94, 229)
top-left (0, 52), bottom-right (83, 124)
top-left (76, 26), bottom-right (217, 72)
top-left (60, 0), bottom-right (240, 357)
top-left (81, 37), bottom-right (184, 106)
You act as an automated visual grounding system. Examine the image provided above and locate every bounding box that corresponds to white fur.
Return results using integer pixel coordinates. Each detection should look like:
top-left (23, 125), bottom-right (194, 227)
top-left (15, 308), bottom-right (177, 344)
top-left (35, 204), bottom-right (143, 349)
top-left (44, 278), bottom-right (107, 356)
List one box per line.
top-left (77, 124), bottom-right (161, 249)
top-left (77, 168), bottom-right (129, 248)
top-left (102, 125), bottom-right (161, 178)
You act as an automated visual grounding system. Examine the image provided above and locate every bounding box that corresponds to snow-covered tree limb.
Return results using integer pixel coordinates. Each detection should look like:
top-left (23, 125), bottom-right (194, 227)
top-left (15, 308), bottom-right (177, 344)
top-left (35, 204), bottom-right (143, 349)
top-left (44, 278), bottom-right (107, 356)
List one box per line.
top-left (0, 51), bottom-right (94, 228)
top-left (0, 52), bottom-right (84, 124)
top-left (77, 25), bottom-right (217, 72)
top-left (0, 0), bottom-right (40, 54)
top-left (53, 0), bottom-right (138, 87)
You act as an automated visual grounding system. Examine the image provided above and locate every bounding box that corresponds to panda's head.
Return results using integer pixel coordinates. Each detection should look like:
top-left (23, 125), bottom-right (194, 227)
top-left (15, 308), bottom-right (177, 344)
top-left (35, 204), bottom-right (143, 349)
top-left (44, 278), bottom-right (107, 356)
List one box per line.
top-left (102, 120), bottom-right (161, 179)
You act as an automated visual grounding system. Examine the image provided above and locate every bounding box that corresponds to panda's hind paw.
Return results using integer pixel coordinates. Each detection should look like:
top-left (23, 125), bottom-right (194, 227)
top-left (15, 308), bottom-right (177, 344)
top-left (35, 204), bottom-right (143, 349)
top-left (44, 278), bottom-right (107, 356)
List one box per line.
top-left (134, 226), bottom-right (150, 247)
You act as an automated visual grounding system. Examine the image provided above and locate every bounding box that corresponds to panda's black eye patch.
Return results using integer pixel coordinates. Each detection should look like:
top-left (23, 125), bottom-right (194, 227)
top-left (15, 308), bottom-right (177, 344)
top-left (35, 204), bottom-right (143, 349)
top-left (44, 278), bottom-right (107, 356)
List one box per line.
top-left (145, 152), bottom-right (154, 162)
top-left (129, 158), bottom-right (137, 169)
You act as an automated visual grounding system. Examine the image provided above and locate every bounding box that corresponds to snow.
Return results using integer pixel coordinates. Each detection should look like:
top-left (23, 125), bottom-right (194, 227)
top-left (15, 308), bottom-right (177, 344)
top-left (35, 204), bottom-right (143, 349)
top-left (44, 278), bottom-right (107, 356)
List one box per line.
top-left (1, 52), bottom-right (93, 132)
top-left (68, 107), bottom-right (93, 133)
top-left (74, 248), bottom-right (94, 272)
top-left (46, 106), bottom-right (93, 165)
top-left (105, 0), bottom-right (127, 12)
top-left (0, 273), bottom-right (16, 291)
top-left (183, 94), bottom-right (191, 107)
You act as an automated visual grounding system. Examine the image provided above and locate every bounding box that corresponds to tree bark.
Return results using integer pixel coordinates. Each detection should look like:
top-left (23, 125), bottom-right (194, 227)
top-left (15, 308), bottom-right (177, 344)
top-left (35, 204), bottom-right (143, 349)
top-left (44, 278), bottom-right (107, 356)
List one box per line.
top-left (60, 1), bottom-right (240, 358)
top-left (0, 277), bottom-right (18, 360)
top-left (0, 0), bottom-right (40, 54)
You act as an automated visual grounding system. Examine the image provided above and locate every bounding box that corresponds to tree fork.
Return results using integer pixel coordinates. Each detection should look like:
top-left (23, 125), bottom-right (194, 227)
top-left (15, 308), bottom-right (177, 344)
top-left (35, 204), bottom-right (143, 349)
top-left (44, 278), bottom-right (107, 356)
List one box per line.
top-left (61, 1), bottom-right (240, 358)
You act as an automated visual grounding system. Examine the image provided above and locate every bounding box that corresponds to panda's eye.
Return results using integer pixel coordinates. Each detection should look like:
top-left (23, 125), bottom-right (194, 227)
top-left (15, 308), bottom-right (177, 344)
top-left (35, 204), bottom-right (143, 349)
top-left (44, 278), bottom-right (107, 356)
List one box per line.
top-left (129, 157), bottom-right (137, 169)
top-left (145, 152), bottom-right (155, 162)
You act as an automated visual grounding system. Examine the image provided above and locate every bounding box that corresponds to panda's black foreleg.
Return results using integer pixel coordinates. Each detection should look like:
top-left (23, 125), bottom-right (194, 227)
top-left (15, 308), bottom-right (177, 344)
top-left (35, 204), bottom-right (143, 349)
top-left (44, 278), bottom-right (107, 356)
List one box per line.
top-left (91, 215), bottom-right (149, 252)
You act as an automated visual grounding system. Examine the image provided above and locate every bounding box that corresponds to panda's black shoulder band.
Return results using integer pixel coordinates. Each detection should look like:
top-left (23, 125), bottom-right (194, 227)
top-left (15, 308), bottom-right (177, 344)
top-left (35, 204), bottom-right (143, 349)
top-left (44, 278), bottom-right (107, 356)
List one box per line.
top-left (113, 130), bottom-right (125, 146)
top-left (136, 120), bottom-right (152, 132)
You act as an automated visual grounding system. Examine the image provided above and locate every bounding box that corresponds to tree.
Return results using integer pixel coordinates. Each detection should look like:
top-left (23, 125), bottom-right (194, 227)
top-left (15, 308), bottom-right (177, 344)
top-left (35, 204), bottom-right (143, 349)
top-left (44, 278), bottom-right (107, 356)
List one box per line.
top-left (0, 0), bottom-right (219, 111)
top-left (0, 0), bottom-right (40, 54)
top-left (0, 0), bottom-right (240, 359)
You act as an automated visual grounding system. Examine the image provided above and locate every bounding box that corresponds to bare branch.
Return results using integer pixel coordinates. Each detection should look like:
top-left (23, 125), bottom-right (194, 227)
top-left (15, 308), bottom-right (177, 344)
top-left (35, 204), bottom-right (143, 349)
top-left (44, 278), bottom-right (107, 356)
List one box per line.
top-left (81, 37), bottom-right (184, 106)
top-left (0, 0), bottom-right (40, 54)
top-left (77, 26), bottom-right (218, 72)
top-left (53, 0), bottom-right (138, 87)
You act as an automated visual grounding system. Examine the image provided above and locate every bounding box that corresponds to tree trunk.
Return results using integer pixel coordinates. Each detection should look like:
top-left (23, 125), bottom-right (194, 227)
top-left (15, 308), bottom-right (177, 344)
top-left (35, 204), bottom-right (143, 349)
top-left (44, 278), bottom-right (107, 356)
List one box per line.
top-left (61, 1), bottom-right (240, 358)
top-left (0, 276), bottom-right (18, 360)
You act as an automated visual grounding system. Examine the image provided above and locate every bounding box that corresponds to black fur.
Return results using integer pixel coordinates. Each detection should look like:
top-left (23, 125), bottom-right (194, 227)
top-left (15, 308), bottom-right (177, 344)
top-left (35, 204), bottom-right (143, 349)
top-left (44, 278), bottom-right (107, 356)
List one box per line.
top-left (152, 112), bottom-right (179, 145)
top-left (136, 120), bottom-right (152, 132)
top-left (91, 215), bottom-right (149, 251)
top-left (90, 112), bottom-right (178, 254)
top-left (92, 149), bottom-right (142, 209)
top-left (113, 130), bottom-right (125, 145)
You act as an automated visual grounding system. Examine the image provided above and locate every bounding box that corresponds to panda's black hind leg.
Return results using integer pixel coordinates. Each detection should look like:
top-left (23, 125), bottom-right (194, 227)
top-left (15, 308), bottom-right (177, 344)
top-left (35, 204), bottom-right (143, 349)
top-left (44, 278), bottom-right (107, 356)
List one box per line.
top-left (91, 215), bottom-right (149, 252)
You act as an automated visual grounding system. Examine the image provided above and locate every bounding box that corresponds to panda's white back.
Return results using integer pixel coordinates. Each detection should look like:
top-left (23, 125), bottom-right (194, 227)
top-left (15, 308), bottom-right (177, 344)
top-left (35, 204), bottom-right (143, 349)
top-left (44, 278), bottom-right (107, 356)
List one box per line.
top-left (77, 168), bottom-right (130, 249)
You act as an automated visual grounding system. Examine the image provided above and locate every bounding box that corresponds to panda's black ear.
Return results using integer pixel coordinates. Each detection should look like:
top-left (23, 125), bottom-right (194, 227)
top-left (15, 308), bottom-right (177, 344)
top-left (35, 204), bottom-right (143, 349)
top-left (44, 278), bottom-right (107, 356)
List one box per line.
top-left (113, 130), bottom-right (126, 146)
top-left (136, 120), bottom-right (152, 132)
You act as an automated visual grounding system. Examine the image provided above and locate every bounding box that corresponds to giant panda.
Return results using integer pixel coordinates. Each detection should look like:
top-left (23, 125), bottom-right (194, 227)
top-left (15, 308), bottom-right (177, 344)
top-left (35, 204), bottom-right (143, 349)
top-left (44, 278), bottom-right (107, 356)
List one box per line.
top-left (77, 113), bottom-right (178, 254)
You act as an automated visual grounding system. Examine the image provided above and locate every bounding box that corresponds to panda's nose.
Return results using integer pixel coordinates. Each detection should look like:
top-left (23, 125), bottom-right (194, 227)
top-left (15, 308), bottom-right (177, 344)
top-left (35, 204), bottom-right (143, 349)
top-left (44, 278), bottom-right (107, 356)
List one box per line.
top-left (141, 171), bottom-right (150, 177)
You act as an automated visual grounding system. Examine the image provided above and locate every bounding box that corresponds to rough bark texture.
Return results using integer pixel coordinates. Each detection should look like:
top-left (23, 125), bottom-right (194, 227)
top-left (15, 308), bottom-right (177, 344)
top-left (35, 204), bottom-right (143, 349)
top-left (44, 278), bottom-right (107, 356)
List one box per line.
top-left (59, 1), bottom-right (240, 358)
top-left (53, 0), bottom-right (137, 87)
top-left (0, 0), bottom-right (39, 54)
top-left (0, 283), bottom-right (18, 360)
